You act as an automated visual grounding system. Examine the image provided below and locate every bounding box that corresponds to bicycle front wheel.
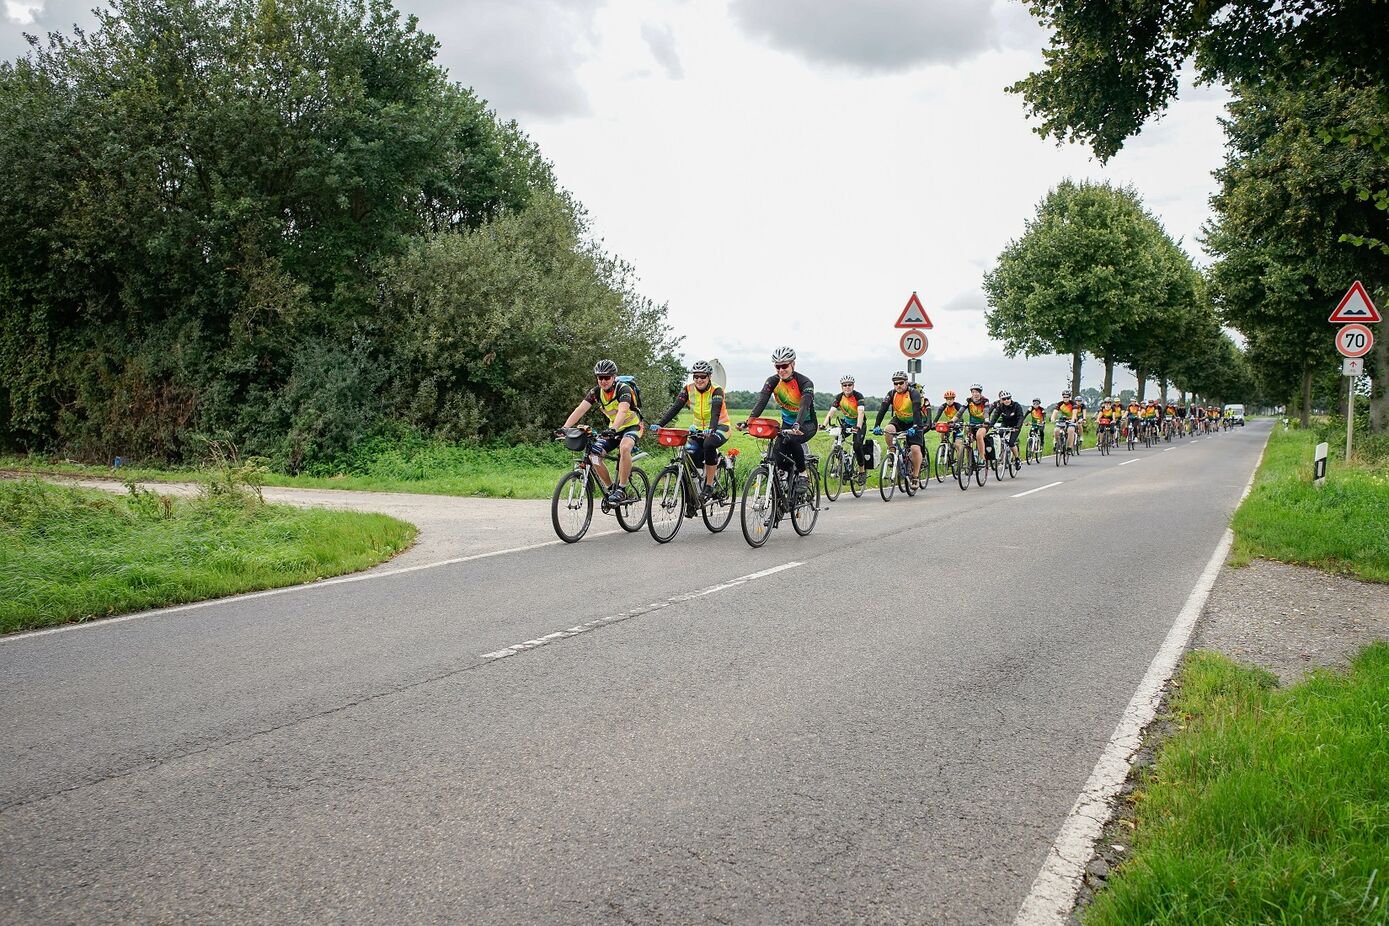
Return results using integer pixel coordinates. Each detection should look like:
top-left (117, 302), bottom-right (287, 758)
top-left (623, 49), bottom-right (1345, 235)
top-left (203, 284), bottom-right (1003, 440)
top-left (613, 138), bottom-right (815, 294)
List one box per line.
top-left (954, 442), bottom-right (969, 490)
top-left (615, 468), bottom-right (649, 532)
top-left (975, 445), bottom-right (988, 486)
top-left (850, 456), bottom-right (866, 497)
top-left (647, 466), bottom-right (686, 543)
top-left (551, 469), bottom-right (593, 543)
top-left (879, 451), bottom-right (897, 502)
top-left (824, 446), bottom-right (845, 502)
top-left (791, 465), bottom-right (820, 536)
top-left (740, 464), bottom-right (775, 548)
top-left (934, 442), bottom-right (947, 482)
top-left (701, 463), bottom-right (737, 533)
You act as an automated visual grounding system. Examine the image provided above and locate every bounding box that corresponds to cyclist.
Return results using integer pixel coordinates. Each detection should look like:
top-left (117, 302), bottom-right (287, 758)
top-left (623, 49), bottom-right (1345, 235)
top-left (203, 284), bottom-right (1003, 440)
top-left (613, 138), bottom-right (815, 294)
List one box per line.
top-left (651, 360), bottom-right (730, 500)
top-left (822, 374), bottom-right (870, 472)
top-left (1051, 390), bottom-right (1078, 453)
top-left (1073, 396), bottom-right (1088, 454)
top-left (560, 359), bottom-right (643, 506)
top-left (873, 371), bottom-right (925, 487)
top-left (1124, 396), bottom-right (1143, 443)
top-left (743, 346), bottom-right (816, 492)
top-left (988, 390), bottom-right (1025, 463)
top-left (964, 384), bottom-right (990, 468)
top-left (1174, 400), bottom-right (1188, 434)
top-left (1026, 398), bottom-right (1047, 457)
top-left (919, 390), bottom-right (934, 428)
top-left (1095, 399), bottom-right (1116, 447)
top-left (1141, 399), bottom-right (1160, 441)
top-left (933, 389), bottom-right (963, 426)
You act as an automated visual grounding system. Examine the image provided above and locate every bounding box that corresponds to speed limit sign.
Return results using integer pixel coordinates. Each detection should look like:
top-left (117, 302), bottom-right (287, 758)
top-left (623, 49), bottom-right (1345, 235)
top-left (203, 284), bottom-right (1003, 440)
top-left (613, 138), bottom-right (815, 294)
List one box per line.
top-left (1336, 324), bottom-right (1374, 358)
top-left (899, 328), bottom-right (928, 358)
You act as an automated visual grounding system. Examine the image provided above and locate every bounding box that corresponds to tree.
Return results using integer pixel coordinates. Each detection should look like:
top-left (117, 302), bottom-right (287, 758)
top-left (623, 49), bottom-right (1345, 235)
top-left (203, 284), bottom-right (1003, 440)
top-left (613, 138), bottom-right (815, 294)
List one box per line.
top-left (984, 180), bottom-right (1174, 395)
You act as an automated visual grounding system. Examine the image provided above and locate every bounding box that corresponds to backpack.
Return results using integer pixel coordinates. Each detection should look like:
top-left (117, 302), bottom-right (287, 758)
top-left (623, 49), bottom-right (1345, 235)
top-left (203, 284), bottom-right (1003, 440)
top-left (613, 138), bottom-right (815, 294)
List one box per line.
top-left (616, 375), bottom-right (643, 421)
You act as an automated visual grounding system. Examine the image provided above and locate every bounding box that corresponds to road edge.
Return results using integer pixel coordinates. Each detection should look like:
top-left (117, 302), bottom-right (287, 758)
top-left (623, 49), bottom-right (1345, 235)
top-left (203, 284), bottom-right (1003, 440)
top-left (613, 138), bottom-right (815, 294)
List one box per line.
top-left (1011, 423), bottom-right (1271, 925)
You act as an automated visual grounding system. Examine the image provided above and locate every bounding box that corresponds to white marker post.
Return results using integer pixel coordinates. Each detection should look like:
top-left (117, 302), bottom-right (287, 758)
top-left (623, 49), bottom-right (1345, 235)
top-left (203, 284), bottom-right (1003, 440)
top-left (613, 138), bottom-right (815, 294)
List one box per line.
top-left (1314, 441), bottom-right (1329, 487)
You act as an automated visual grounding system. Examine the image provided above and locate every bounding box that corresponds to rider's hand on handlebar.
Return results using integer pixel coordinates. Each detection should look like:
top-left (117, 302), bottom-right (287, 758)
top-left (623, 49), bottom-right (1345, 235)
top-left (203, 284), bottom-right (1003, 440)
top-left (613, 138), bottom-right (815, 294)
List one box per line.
top-left (737, 420), bottom-right (749, 432)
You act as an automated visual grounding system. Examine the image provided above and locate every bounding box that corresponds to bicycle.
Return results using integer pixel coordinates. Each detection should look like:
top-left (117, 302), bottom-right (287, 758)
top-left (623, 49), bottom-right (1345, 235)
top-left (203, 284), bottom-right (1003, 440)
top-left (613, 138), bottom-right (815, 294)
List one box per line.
top-left (551, 426), bottom-right (651, 543)
top-left (876, 427), bottom-right (922, 502)
top-left (933, 422), bottom-right (959, 482)
top-left (959, 422), bottom-right (988, 487)
top-left (738, 417), bottom-right (820, 548)
top-left (1125, 418), bottom-right (1138, 451)
top-left (823, 425), bottom-right (869, 501)
top-left (1096, 422), bottom-right (1113, 456)
top-left (646, 427), bottom-right (740, 543)
top-left (1053, 420), bottom-right (1073, 467)
top-left (1025, 423), bottom-right (1044, 465)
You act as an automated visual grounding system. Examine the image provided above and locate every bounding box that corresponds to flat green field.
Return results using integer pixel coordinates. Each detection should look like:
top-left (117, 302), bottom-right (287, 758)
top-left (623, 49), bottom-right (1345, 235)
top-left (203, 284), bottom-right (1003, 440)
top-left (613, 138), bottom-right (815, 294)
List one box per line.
top-left (0, 479), bottom-right (415, 633)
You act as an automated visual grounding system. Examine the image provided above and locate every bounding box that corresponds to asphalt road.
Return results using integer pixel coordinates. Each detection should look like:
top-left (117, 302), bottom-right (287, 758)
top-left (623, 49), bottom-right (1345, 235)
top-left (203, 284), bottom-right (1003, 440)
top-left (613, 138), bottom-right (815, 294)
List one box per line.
top-left (1, 422), bottom-right (1270, 925)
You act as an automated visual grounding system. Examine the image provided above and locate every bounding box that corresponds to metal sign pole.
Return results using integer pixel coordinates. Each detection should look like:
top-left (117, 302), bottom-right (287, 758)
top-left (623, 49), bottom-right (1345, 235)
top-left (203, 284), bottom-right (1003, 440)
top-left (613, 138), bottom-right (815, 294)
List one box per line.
top-left (1346, 374), bottom-right (1355, 462)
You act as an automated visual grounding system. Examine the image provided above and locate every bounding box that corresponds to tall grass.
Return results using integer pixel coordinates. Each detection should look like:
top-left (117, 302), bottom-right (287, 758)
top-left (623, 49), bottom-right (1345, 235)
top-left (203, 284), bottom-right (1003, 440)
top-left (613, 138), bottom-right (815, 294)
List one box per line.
top-left (1085, 645), bottom-right (1389, 925)
top-left (0, 479), bottom-right (415, 632)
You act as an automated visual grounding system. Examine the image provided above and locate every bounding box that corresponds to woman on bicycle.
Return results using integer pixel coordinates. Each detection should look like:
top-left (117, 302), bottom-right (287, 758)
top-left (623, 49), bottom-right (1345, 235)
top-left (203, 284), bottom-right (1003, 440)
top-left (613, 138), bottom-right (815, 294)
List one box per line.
top-left (1051, 390), bottom-right (1077, 453)
top-left (873, 372), bottom-right (924, 487)
top-left (823, 375), bottom-right (870, 471)
top-left (651, 360), bottom-right (730, 500)
top-left (743, 346), bottom-right (816, 492)
top-left (1027, 398), bottom-right (1047, 452)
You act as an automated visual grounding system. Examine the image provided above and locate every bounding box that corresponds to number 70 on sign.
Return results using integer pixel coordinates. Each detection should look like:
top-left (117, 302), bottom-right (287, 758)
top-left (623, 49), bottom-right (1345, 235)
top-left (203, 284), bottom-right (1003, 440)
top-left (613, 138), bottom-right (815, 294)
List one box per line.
top-left (899, 329), bottom-right (928, 359)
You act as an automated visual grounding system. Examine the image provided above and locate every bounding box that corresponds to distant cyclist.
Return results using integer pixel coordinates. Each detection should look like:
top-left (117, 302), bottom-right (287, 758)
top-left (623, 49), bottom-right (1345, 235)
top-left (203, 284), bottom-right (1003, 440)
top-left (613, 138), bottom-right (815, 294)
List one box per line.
top-left (743, 346), bottom-right (816, 492)
top-left (823, 374), bottom-right (870, 471)
top-left (963, 384), bottom-right (990, 467)
top-left (874, 371), bottom-right (925, 487)
top-left (988, 390), bottom-right (1025, 462)
top-left (651, 360), bottom-right (730, 500)
top-left (560, 359), bottom-right (642, 506)
top-left (1051, 390), bottom-right (1078, 453)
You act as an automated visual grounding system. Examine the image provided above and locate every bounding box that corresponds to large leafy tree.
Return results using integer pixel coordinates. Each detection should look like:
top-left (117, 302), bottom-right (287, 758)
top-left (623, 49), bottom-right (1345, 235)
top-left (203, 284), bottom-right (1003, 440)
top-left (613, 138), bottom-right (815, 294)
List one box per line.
top-left (984, 180), bottom-right (1176, 394)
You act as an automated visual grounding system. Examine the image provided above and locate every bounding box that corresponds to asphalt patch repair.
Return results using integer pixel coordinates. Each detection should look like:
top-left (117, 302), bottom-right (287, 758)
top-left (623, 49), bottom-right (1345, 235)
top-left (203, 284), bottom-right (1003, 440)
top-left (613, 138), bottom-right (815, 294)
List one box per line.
top-left (1068, 558), bottom-right (1389, 923)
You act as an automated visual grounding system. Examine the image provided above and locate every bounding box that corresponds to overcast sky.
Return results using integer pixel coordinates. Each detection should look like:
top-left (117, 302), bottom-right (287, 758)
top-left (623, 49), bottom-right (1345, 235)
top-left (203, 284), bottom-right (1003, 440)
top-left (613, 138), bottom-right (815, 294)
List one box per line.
top-left (3, 0), bottom-right (1232, 401)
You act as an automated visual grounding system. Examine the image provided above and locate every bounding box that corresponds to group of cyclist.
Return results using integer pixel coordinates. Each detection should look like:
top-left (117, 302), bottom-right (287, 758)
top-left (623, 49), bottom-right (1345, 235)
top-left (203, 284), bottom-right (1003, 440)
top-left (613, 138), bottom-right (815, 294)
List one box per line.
top-left (559, 348), bottom-right (1235, 507)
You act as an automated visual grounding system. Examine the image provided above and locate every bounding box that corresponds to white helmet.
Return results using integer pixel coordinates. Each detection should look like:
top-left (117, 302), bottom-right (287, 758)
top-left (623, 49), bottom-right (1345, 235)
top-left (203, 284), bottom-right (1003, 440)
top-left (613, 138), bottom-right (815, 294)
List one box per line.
top-left (840, 374), bottom-right (855, 386)
top-left (771, 346), bottom-right (796, 364)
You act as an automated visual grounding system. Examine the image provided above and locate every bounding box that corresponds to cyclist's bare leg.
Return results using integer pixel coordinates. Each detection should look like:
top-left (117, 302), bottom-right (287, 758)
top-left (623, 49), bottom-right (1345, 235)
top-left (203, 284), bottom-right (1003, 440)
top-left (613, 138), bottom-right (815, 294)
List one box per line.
top-left (617, 439), bottom-right (634, 487)
top-left (909, 444), bottom-right (922, 480)
top-left (975, 426), bottom-right (987, 460)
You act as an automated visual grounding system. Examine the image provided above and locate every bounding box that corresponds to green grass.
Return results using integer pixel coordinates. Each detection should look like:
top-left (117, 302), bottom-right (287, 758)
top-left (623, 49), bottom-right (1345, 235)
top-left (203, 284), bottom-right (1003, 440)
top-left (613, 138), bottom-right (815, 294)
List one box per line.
top-left (0, 479), bottom-right (416, 633)
top-left (1085, 645), bottom-right (1389, 925)
top-left (1230, 425), bottom-right (1389, 582)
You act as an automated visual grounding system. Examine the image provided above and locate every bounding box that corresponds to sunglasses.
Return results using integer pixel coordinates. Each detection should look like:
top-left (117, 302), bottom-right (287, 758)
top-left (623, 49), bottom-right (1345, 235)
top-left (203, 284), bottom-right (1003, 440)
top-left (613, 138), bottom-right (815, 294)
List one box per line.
top-left (692, 373), bottom-right (709, 380)
top-left (774, 363), bottom-right (790, 370)
top-left (893, 381), bottom-right (907, 386)
top-left (596, 374), bottom-right (614, 382)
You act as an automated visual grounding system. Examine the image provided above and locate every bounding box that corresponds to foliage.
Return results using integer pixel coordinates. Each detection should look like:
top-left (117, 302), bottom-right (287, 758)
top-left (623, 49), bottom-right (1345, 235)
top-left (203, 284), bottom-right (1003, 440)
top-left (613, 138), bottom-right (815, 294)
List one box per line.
top-left (1086, 645), bottom-right (1389, 924)
top-left (0, 0), bottom-right (677, 467)
top-left (0, 478), bottom-right (414, 631)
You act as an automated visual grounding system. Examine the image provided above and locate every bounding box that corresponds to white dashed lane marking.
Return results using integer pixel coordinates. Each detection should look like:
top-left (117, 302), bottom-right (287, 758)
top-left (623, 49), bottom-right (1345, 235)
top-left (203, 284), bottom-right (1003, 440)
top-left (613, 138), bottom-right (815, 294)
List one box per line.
top-left (1011, 481), bottom-right (1063, 499)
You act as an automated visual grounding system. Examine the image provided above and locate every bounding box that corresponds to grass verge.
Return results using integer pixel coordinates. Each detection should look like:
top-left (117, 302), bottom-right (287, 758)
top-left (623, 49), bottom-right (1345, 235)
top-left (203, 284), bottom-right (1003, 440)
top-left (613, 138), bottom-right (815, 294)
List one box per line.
top-left (1085, 645), bottom-right (1389, 925)
top-left (0, 479), bottom-right (415, 633)
top-left (1230, 424), bottom-right (1389, 582)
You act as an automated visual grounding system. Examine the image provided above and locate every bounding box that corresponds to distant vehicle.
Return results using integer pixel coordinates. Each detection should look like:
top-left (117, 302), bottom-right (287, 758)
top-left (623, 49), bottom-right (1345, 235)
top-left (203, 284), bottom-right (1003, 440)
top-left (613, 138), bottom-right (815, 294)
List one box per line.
top-left (1223, 404), bottom-right (1245, 426)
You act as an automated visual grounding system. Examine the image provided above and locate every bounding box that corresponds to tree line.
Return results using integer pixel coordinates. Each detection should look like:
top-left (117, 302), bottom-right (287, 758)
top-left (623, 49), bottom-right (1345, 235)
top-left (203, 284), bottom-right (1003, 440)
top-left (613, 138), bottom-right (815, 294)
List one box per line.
top-left (0, 0), bottom-right (682, 469)
top-left (1009, 0), bottom-right (1388, 430)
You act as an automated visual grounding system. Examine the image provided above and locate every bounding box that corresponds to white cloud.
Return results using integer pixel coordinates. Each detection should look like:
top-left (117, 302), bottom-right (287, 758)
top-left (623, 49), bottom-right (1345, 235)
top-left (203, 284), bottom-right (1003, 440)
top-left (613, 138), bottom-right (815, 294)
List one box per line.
top-left (641, 21), bottom-right (683, 79)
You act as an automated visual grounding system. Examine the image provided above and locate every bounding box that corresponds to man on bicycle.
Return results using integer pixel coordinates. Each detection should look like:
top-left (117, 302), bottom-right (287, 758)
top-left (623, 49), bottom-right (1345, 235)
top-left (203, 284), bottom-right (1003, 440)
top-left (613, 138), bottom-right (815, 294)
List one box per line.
top-left (1027, 398), bottom-right (1047, 453)
top-left (1051, 390), bottom-right (1078, 453)
top-left (651, 360), bottom-right (730, 500)
top-left (873, 371), bottom-right (925, 488)
top-left (964, 384), bottom-right (990, 468)
top-left (1141, 399), bottom-right (1160, 440)
top-left (560, 359), bottom-right (642, 506)
top-left (743, 346), bottom-right (816, 492)
top-left (823, 375), bottom-right (870, 472)
top-left (988, 390), bottom-right (1025, 462)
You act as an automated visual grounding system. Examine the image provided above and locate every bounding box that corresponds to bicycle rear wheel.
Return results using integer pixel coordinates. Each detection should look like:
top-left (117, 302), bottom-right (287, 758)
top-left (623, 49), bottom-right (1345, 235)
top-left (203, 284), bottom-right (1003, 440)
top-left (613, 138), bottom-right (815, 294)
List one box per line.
top-left (791, 465), bottom-right (820, 535)
top-left (740, 464), bottom-right (775, 548)
top-left (701, 464), bottom-right (737, 533)
top-left (824, 446), bottom-right (845, 502)
top-left (975, 444), bottom-right (988, 485)
top-left (647, 466), bottom-right (685, 543)
top-left (551, 470), bottom-right (594, 543)
top-left (954, 442), bottom-right (969, 490)
top-left (615, 468), bottom-right (649, 531)
top-left (850, 456), bottom-right (866, 497)
top-left (879, 451), bottom-right (896, 501)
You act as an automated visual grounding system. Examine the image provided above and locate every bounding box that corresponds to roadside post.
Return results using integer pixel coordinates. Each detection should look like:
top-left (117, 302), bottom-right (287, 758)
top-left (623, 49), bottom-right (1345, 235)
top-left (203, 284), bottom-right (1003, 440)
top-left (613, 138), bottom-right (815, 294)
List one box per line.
top-left (1329, 281), bottom-right (1380, 462)
top-left (895, 291), bottom-right (933, 386)
top-left (1313, 441), bottom-right (1328, 487)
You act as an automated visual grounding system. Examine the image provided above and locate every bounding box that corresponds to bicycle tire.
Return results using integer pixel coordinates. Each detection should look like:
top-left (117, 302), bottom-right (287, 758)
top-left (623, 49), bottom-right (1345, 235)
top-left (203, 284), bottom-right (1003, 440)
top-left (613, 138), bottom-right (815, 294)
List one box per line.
top-left (975, 445), bottom-right (988, 486)
top-left (614, 468), bottom-right (649, 532)
top-left (791, 464), bottom-right (820, 535)
top-left (551, 469), bottom-right (594, 543)
top-left (901, 452), bottom-right (917, 496)
top-left (824, 446), bottom-right (845, 502)
top-left (739, 464), bottom-right (775, 548)
top-left (934, 443), bottom-right (947, 483)
top-left (646, 466), bottom-right (685, 543)
top-left (701, 464), bottom-right (737, 533)
top-left (954, 441), bottom-right (969, 490)
top-left (879, 450), bottom-right (896, 502)
top-left (850, 456), bottom-right (866, 498)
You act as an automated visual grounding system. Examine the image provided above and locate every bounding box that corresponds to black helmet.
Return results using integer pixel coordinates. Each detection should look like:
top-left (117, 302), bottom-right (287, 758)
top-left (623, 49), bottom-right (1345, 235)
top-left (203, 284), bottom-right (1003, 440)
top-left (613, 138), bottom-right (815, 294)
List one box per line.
top-left (593, 359), bottom-right (617, 376)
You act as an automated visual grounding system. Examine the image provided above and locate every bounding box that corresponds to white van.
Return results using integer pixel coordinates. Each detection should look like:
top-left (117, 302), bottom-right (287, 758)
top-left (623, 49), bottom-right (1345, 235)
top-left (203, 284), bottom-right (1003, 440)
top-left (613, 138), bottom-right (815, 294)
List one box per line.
top-left (1223, 404), bottom-right (1245, 426)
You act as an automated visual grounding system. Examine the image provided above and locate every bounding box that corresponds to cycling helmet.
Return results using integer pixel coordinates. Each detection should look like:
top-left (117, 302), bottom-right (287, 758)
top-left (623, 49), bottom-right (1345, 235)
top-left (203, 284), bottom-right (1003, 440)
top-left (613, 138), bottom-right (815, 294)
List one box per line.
top-left (840, 374), bottom-right (855, 386)
top-left (1061, 390), bottom-right (1072, 399)
top-left (771, 346), bottom-right (796, 363)
top-left (689, 360), bottom-right (713, 376)
top-left (1031, 398), bottom-right (1042, 404)
top-left (998, 390), bottom-right (1012, 400)
top-left (593, 359), bottom-right (617, 376)
top-left (943, 389), bottom-right (957, 400)
top-left (969, 383), bottom-right (983, 391)
top-left (892, 371), bottom-right (908, 383)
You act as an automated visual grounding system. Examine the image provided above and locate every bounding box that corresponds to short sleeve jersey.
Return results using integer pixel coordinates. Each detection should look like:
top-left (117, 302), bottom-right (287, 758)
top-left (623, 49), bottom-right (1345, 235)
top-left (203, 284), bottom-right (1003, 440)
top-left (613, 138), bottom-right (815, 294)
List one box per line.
top-left (584, 382), bottom-right (638, 429)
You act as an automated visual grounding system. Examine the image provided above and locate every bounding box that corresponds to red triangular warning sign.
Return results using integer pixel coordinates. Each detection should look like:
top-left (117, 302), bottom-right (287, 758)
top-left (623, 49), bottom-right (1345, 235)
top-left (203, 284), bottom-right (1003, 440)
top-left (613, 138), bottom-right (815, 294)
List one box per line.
top-left (1329, 280), bottom-right (1381, 323)
top-left (895, 292), bottom-right (933, 329)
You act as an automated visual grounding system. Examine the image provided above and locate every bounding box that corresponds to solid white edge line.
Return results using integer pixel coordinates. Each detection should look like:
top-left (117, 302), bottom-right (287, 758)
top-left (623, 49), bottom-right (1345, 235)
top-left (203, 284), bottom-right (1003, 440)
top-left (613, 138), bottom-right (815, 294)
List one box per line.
top-left (2, 529), bottom-right (622, 645)
top-left (1118, 459), bottom-right (1141, 466)
top-left (1012, 426), bottom-right (1270, 926)
top-left (1011, 481), bottom-right (1063, 499)
top-left (479, 562), bottom-right (803, 661)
